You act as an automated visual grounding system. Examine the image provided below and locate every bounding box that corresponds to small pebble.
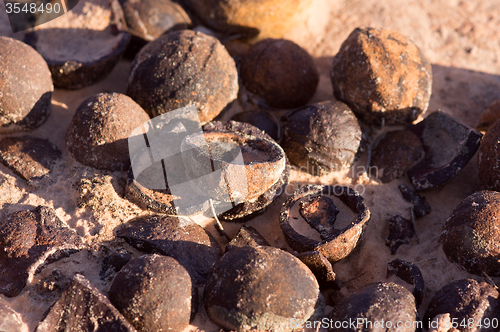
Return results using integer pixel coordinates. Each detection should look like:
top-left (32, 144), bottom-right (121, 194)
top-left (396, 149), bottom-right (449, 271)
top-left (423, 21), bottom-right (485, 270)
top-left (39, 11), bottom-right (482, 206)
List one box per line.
top-left (0, 136), bottom-right (61, 181)
top-left (282, 101), bottom-right (362, 175)
top-left (26, 0), bottom-right (131, 89)
top-left (398, 184), bottom-right (432, 218)
top-left (240, 38), bottom-right (319, 109)
top-left (386, 215), bottom-right (416, 255)
top-left (331, 27), bottom-right (432, 125)
top-left (35, 274), bottom-right (137, 332)
top-left (407, 111), bottom-right (482, 191)
top-left (371, 130), bottom-right (424, 183)
top-left (116, 215), bottom-right (222, 285)
top-left (66, 93), bottom-right (150, 171)
top-left (109, 254), bottom-right (196, 332)
top-left (441, 190), bottom-right (500, 276)
top-left (0, 206), bottom-right (83, 297)
top-left (0, 297), bottom-right (26, 332)
top-left (478, 118), bottom-right (500, 191)
top-left (328, 282), bottom-right (418, 332)
top-left (127, 30), bottom-right (238, 124)
top-left (0, 36), bottom-right (53, 132)
top-left (387, 259), bottom-right (425, 307)
top-left (204, 245), bottom-right (323, 332)
top-left (423, 279), bottom-right (499, 332)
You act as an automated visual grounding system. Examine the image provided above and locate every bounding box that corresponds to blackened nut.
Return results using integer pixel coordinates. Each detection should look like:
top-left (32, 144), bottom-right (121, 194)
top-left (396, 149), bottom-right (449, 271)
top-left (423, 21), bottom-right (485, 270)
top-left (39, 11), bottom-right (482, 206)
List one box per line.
top-left (386, 215), bottom-right (416, 255)
top-left (331, 27), bottom-right (432, 126)
top-left (127, 30), bottom-right (238, 124)
top-left (279, 184), bottom-right (370, 263)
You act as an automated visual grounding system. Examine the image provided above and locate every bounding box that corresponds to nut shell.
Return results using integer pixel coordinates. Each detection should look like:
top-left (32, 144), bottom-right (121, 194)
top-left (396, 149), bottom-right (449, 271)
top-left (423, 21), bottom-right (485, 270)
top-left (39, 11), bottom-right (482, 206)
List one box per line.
top-left (331, 27), bottom-right (432, 125)
top-left (478, 118), bottom-right (500, 191)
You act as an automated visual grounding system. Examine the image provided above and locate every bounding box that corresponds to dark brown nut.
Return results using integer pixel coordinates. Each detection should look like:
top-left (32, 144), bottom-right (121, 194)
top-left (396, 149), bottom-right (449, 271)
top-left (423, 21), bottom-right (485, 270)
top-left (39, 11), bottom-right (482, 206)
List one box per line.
top-left (109, 254), bottom-right (196, 332)
top-left (180, 0), bottom-right (312, 40)
top-left (227, 225), bottom-right (270, 250)
top-left (239, 38), bottom-right (319, 109)
top-left (296, 251), bottom-right (340, 290)
top-left (127, 30), bottom-right (238, 124)
top-left (35, 274), bottom-right (137, 332)
top-left (423, 279), bottom-right (500, 332)
top-left (116, 215), bottom-right (222, 285)
top-left (387, 259), bottom-right (425, 307)
top-left (0, 36), bottom-right (53, 132)
top-left (282, 101), bottom-right (362, 175)
top-left (331, 27), bottom-right (432, 126)
top-left (441, 191), bottom-right (500, 276)
top-left (386, 215), bottom-right (416, 255)
top-left (371, 130), bottom-right (424, 183)
top-left (0, 296), bottom-right (26, 331)
top-left (66, 93), bottom-right (150, 171)
top-left (121, 0), bottom-right (191, 57)
top-left (476, 99), bottom-right (500, 132)
top-left (0, 136), bottom-right (61, 181)
top-left (204, 245), bottom-right (323, 332)
top-left (478, 118), bottom-right (500, 191)
top-left (280, 184), bottom-right (370, 263)
top-left (25, 0), bottom-right (131, 89)
top-left (0, 206), bottom-right (83, 297)
top-left (328, 282), bottom-right (418, 332)
top-left (231, 111), bottom-right (279, 141)
top-left (398, 184), bottom-right (431, 218)
top-left (407, 111), bottom-right (482, 191)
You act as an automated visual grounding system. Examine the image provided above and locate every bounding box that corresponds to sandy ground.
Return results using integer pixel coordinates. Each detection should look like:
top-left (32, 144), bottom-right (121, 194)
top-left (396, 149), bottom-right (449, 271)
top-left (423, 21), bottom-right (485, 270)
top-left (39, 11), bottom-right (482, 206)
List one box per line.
top-left (1, 0), bottom-right (500, 331)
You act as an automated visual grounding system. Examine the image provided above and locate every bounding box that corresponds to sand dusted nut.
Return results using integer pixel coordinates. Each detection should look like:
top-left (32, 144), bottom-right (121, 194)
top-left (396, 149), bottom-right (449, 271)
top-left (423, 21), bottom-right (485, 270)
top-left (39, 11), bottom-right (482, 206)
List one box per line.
top-left (204, 245), bottom-right (323, 332)
top-left (280, 185), bottom-right (370, 263)
top-left (180, 0), bottom-right (313, 40)
top-left (66, 93), bottom-right (150, 171)
top-left (109, 254), bottom-right (197, 332)
top-left (441, 191), bottom-right (500, 276)
top-left (0, 36), bottom-right (53, 132)
top-left (240, 38), bottom-right (319, 109)
top-left (478, 118), bottom-right (500, 191)
top-left (328, 282), bottom-right (418, 332)
top-left (423, 279), bottom-right (500, 332)
top-left (127, 30), bottom-right (238, 124)
top-left (26, 0), bottom-right (131, 89)
top-left (331, 27), bottom-right (432, 125)
top-left (281, 101), bottom-right (362, 175)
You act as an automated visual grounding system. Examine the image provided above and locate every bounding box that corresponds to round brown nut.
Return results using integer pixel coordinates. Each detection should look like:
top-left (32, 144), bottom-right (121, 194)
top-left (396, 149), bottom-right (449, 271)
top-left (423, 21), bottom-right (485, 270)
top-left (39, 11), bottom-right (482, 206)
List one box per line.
top-left (127, 30), bottom-right (238, 124)
top-left (0, 36), bottom-right (53, 132)
top-left (441, 191), bottom-right (500, 276)
top-left (66, 92), bottom-right (150, 171)
top-left (478, 118), bottom-right (500, 191)
top-left (26, 0), bottom-right (131, 89)
top-left (180, 0), bottom-right (312, 40)
top-left (331, 27), bottom-right (432, 126)
top-left (109, 254), bottom-right (196, 332)
top-left (204, 245), bottom-right (323, 332)
top-left (240, 38), bottom-right (319, 109)
top-left (281, 101), bottom-right (362, 175)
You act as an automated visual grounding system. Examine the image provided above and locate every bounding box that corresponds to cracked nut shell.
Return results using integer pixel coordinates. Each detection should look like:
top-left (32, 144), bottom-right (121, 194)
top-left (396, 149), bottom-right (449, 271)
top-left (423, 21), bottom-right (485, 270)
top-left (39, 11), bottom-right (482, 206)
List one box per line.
top-left (127, 30), bottom-right (238, 124)
top-left (441, 190), bottom-right (500, 276)
top-left (281, 101), bottom-right (362, 175)
top-left (240, 38), bottom-right (319, 109)
top-left (331, 27), bottom-right (432, 125)
top-left (280, 184), bottom-right (370, 263)
top-left (0, 36), bottom-right (53, 132)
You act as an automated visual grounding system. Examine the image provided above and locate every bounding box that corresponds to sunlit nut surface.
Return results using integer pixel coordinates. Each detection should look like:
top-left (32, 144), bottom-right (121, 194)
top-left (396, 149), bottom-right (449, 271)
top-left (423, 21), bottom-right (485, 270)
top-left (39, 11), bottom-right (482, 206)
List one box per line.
top-left (66, 93), bottom-right (150, 171)
top-left (240, 38), bottom-right (319, 109)
top-left (331, 27), bottom-right (432, 125)
top-left (478, 118), bottom-right (500, 191)
top-left (26, 0), bottom-right (131, 89)
top-left (441, 190), bottom-right (500, 276)
top-left (204, 245), bottom-right (323, 332)
top-left (282, 101), bottom-right (362, 175)
top-left (0, 36), bottom-right (53, 132)
top-left (280, 184), bottom-right (370, 263)
top-left (127, 30), bottom-right (238, 124)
